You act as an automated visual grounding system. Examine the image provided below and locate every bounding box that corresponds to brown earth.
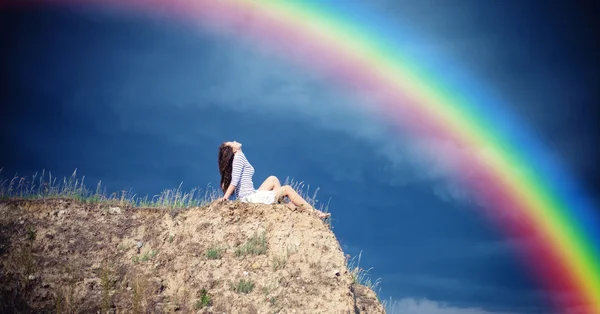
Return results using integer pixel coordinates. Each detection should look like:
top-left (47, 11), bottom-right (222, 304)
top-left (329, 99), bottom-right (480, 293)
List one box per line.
top-left (0, 198), bottom-right (385, 314)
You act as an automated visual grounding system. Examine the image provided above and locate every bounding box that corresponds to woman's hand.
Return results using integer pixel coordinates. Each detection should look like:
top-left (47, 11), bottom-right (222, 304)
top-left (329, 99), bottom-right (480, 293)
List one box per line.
top-left (218, 184), bottom-right (236, 204)
top-left (217, 196), bottom-right (228, 203)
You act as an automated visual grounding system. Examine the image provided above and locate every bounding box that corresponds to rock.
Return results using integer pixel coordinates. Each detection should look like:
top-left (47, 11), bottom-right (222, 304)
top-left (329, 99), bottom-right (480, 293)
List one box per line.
top-left (109, 207), bottom-right (121, 214)
top-left (28, 275), bottom-right (35, 281)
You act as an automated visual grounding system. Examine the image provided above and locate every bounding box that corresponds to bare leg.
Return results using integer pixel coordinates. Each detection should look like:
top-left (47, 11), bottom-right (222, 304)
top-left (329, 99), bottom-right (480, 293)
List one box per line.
top-left (285, 202), bottom-right (297, 211)
top-left (275, 185), bottom-right (330, 219)
top-left (258, 175), bottom-right (281, 191)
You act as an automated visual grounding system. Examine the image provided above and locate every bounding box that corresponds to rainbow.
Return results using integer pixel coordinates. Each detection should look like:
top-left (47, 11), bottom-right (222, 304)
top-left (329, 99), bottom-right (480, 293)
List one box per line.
top-left (6, 0), bottom-right (600, 312)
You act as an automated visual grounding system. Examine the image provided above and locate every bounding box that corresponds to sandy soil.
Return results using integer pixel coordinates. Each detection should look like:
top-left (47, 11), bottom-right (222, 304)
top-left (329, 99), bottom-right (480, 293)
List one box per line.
top-left (0, 198), bottom-right (384, 314)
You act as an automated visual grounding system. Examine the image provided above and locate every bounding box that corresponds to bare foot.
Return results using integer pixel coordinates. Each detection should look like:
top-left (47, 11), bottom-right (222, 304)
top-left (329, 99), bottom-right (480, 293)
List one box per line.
top-left (315, 210), bottom-right (331, 219)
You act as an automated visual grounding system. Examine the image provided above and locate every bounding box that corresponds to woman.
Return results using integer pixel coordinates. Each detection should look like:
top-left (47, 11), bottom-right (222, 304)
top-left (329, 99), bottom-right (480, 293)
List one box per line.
top-left (217, 140), bottom-right (330, 219)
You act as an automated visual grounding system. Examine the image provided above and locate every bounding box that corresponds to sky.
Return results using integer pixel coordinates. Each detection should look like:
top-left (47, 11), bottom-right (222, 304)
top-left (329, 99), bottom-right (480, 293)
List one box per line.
top-left (1, 1), bottom-right (599, 313)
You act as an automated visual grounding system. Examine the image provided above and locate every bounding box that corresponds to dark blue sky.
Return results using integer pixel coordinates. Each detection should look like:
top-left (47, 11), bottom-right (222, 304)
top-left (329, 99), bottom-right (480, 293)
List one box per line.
top-left (1, 1), bottom-right (598, 313)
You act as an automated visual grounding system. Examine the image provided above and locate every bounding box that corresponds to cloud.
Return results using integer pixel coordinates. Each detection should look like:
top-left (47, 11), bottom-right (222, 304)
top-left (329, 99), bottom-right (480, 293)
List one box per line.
top-left (385, 298), bottom-right (521, 314)
top-left (193, 39), bottom-right (499, 206)
top-left (41, 7), bottom-right (517, 207)
top-left (386, 297), bottom-right (596, 314)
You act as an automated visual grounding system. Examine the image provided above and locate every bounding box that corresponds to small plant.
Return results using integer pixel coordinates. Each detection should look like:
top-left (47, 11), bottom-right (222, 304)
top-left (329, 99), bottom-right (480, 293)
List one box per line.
top-left (269, 296), bottom-right (278, 306)
top-left (19, 245), bottom-right (36, 288)
top-left (346, 251), bottom-right (381, 292)
top-left (100, 262), bottom-right (113, 313)
top-left (26, 225), bottom-right (36, 241)
top-left (168, 235), bottom-right (174, 243)
top-left (131, 256), bottom-right (140, 264)
top-left (131, 275), bottom-right (148, 314)
top-left (232, 279), bottom-right (254, 294)
top-left (55, 289), bottom-right (64, 313)
top-left (234, 231), bottom-right (267, 257)
top-left (271, 255), bottom-right (287, 271)
top-left (140, 250), bottom-right (157, 262)
top-left (206, 247), bottom-right (222, 260)
top-left (194, 288), bottom-right (211, 309)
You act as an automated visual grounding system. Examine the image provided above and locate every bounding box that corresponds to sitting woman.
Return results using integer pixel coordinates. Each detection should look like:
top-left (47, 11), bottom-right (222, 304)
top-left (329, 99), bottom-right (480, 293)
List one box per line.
top-left (217, 140), bottom-right (330, 219)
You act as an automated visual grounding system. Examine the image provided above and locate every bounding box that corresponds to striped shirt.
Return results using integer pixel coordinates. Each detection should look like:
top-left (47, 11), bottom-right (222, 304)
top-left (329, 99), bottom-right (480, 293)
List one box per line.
top-left (230, 151), bottom-right (255, 199)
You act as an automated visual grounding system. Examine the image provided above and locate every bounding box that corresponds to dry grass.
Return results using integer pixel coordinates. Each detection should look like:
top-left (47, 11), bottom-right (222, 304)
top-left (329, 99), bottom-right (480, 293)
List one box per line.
top-left (235, 231), bottom-right (268, 257)
top-left (0, 168), bottom-right (388, 312)
top-left (232, 279), bottom-right (255, 294)
top-left (0, 168), bottom-right (220, 210)
top-left (347, 251), bottom-right (382, 294)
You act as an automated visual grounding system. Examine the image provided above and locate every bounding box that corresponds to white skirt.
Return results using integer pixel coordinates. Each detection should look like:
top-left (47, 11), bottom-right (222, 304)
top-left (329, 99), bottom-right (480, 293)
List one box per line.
top-left (240, 190), bottom-right (277, 204)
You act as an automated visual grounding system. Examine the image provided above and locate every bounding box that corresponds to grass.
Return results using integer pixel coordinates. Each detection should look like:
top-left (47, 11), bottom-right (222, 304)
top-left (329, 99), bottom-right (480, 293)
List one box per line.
top-left (55, 265), bottom-right (81, 313)
top-left (0, 170), bottom-right (329, 217)
top-left (283, 176), bottom-right (330, 214)
top-left (235, 231), bottom-right (267, 257)
top-left (271, 254), bottom-right (287, 271)
top-left (100, 262), bottom-right (114, 313)
top-left (271, 246), bottom-right (296, 271)
top-left (26, 226), bottom-right (36, 241)
top-left (131, 275), bottom-right (149, 314)
top-left (206, 247), bottom-right (223, 260)
top-left (232, 279), bottom-right (255, 294)
top-left (347, 251), bottom-right (382, 294)
top-left (194, 288), bottom-right (211, 309)
top-left (0, 168), bottom-right (220, 210)
top-left (139, 250), bottom-right (157, 263)
top-left (0, 169), bottom-right (392, 306)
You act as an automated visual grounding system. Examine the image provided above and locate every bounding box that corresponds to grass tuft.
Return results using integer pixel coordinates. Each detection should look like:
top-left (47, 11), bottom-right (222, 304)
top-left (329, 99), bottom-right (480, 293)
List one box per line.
top-left (232, 279), bottom-right (255, 294)
top-left (347, 251), bottom-right (382, 293)
top-left (271, 254), bottom-right (287, 271)
top-left (140, 250), bottom-right (157, 263)
top-left (282, 176), bottom-right (330, 214)
top-left (194, 288), bottom-right (211, 309)
top-left (206, 247), bottom-right (222, 260)
top-left (100, 261), bottom-right (114, 313)
top-left (235, 231), bottom-right (267, 257)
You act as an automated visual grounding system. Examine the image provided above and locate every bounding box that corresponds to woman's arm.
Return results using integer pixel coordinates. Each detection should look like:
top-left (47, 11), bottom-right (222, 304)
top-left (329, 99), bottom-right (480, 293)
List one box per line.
top-left (223, 183), bottom-right (236, 200)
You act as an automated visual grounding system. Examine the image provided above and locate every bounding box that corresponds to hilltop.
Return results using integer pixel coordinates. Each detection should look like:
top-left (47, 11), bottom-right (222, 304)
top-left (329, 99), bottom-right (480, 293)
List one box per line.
top-left (0, 197), bottom-right (385, 313)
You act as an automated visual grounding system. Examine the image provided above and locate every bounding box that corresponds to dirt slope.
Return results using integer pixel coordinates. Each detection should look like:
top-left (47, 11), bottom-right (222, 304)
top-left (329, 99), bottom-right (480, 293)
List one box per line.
top-left (0, 198), bottom-right (384, 314)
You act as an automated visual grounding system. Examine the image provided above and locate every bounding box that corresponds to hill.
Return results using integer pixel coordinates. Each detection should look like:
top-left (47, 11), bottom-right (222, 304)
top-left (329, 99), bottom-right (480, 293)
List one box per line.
top-left (0, 197), bottom-right (385, 313)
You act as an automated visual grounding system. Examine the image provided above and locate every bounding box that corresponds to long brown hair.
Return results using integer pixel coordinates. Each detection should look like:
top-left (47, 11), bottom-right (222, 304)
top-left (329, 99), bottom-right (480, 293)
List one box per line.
top-left (218, 143), bottom-right (235, 193)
